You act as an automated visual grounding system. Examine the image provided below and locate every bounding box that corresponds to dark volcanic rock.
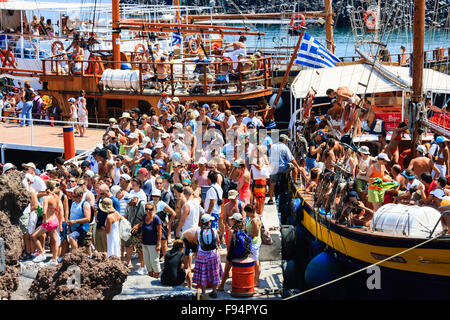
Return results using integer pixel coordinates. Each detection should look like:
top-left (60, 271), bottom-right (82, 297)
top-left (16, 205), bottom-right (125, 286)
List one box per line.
top-left (0, 211), bottom-right (24, 299)
top-left (29, 249), bottom-right (130, 300)
top-left (0, 172), bottom-right (30, 225)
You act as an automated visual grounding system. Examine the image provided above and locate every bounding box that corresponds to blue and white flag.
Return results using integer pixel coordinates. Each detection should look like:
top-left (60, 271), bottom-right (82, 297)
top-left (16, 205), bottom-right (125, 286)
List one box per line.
top-left (295, 33), bottom-right (341, 68)
top-left (171, 32), bottom-right (182, 47)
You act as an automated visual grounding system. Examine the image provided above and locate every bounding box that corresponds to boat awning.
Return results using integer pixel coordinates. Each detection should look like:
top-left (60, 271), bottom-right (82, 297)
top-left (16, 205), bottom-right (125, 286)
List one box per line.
top-left (291, 63), bottom-right (450, 99)
top-left (0, 1), bottom-right (110, 12)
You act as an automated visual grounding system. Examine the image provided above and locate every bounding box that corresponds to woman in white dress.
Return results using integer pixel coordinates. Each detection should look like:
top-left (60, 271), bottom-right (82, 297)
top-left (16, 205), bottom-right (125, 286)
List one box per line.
top-left (101, 198), bottom-right (121, 258)
top-left (77, 90), bottom-right (88, 137)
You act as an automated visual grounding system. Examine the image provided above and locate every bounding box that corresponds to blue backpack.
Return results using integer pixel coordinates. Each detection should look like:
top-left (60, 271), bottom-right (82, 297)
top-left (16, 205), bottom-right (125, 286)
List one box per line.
top-left (233, 230), bottom-right (252, 259)
top-left (200, 227), bottom-right (217, 251)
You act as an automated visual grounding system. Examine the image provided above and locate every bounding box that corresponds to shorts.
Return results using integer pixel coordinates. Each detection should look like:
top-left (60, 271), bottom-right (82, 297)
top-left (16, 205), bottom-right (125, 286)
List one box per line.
top-left (59, 222), bottom-right (68, 242)
top-left (42, 217), bottom-right (59, 231)
top-left (124, 230), bottom-right (142, 251)
top-left (68, 228), bottom-right (86, 242)
top-left (19, 212), bottom-right (30, 234)
top-left (356, 179), bottom-right (368, 194)
top-left (368, 188), bottom-right (385, 203)
top-left (183, 238), bottom-right (198, 256)
top-left (250, 242), bottom-right (261, 261)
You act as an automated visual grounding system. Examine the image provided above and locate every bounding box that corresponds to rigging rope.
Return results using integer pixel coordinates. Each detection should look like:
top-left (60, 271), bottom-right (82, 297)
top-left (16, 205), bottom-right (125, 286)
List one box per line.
top-left (283, 231), bottom-right (446, 300)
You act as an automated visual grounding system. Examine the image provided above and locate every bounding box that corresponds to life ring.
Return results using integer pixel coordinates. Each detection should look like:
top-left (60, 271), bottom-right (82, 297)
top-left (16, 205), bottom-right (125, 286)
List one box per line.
top-left (399, 149), bottom-right (412, 169)
top-left (51, 40), bottom-right (65, 56)
top-left (134, 43), bottom-right (146, 55)
top-left (364, 11), bottom-right (377, 29)
top-left (290, 13), bottom-right (305, 30)
top-left (211, 42), bottom-right (220, 51)
top-left (188, 38), bottom-right (200, 54)
top-left (2, 49), bottom-right (15, 67)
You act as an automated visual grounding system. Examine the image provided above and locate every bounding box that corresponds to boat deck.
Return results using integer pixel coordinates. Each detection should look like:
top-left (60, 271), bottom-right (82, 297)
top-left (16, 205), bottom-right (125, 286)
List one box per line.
top-left (0, 122), bottom-right (105, 154)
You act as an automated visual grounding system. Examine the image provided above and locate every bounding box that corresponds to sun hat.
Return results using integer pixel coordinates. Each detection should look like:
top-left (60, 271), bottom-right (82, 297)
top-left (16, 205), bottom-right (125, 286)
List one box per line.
top-left (22, 162), bottom-right (36, 170)
top-left (172, 97), bottom-right (180, 102)
top-left (161, 133), bottom-right (170, 139)
top-left (201, 214), bottom-right (215, 223)
top-left (198, 157), bottom-right (208, 165)
top-left (45, 163), bottom-right (55, 171)
top-left (109, 118), bottom-right (117, 123)
top-left (229, 212), bottom-right (243, 222)
top-left (227, 190), bottom-right (238, 200)
top-left (2, 163), bottom-right (16, 174)
top-left (358, 146), bottom-right (370, 155)
top-left (154, 142), bottom-right (164, 149)
top-left (173, 123), bottom-right (183, 130)
top-left (280, 134), bottom-right (291, 141)
top-left (142, 148), bottom-right (152, 155)
top-left (140, 136), bottom-right (151, 148)
top-left (120, 112), bottom-right (132, 119)
top-left (99, 198), bottom-right (116, 213)
top-left (84, 170), bottom-right (95, 178)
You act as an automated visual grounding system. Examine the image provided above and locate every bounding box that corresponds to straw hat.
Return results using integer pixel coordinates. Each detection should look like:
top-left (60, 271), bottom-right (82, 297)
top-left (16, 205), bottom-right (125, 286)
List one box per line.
top-left (120, 112), bottom-right (132, 119)
top-left (99, 198), bottom-right (115, 213)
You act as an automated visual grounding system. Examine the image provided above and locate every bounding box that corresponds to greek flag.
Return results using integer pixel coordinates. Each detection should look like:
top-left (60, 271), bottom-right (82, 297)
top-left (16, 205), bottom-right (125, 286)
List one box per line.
top-left (295, 33), bottom-right (341, 68)
top-left (171, 32), bottom-right (182, 47)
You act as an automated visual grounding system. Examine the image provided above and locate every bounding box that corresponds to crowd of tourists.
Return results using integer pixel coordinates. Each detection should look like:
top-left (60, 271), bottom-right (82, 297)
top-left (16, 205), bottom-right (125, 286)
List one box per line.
top-left (0, 97), bottom-right (294, 299)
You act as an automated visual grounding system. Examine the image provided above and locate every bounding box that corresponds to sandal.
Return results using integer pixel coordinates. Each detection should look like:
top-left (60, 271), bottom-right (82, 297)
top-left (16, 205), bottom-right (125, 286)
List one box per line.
top-left (267, 199), bottom-right (274, 205)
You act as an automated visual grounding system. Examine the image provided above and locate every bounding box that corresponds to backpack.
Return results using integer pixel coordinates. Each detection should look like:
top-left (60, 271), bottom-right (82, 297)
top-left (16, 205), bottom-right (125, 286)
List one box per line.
top-left (233, 229), bottom-right (252, 259)
top-left (199, 227), bottom-right (217, 251)
top-left (162, 190), bottom-right (176, 211)
top-left (119, 217), bottom-right (132, 241)
top-left (219, 172), bottom-right (237, 199)
top-left (81, 200), bottom-right (95, 224)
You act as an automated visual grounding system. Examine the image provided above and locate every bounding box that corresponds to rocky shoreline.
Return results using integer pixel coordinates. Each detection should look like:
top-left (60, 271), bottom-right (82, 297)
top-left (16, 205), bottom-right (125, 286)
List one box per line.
top-left (123, 0), bottom-right (449, 29)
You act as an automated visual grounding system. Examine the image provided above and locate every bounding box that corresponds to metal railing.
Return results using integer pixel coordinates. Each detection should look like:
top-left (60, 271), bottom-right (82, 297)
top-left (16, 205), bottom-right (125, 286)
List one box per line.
top-left (42, 54), bottom-right (273, 96)
top-left (0, 115), bottom-right (109, 147)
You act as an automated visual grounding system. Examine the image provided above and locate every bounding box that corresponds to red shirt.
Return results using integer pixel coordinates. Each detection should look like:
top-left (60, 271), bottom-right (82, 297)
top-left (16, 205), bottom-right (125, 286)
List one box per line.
top-left (425, 180), bottom-right (438, 197)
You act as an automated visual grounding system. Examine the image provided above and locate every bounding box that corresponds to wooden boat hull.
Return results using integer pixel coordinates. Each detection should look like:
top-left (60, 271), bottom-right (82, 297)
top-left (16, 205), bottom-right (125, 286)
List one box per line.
top-left (289, 192), bottom-right (450, 299)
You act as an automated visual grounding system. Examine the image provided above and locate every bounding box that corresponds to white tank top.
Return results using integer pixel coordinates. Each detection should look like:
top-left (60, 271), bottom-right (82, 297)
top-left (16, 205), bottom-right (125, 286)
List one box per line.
top-left (181, 199), bottom-right (200, 234)
top-left (107, 217), bottom-right (121, 257)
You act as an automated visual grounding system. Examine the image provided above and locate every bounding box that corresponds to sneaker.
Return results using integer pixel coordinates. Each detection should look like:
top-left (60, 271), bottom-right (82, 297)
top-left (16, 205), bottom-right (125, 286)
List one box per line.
top-left (46, 260), bottom-right (58, 266)
top-left (32, 254), bottom-right (46, 263)
top-left (137, 267), bottom-right (146, 275)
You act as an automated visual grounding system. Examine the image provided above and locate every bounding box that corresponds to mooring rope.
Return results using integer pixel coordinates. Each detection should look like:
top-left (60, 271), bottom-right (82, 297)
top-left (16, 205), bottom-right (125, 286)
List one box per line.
top-left (283, 232), bottom-right (445, 300)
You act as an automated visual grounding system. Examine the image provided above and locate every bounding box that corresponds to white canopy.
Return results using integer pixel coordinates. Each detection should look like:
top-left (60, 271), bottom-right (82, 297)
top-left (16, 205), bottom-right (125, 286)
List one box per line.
top-left (291, 63), bottom-right (450, 99)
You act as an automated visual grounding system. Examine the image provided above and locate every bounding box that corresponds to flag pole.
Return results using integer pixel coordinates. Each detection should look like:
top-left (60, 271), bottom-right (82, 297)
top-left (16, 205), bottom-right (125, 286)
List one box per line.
top-left (272, 26), bottom-right (306, 108)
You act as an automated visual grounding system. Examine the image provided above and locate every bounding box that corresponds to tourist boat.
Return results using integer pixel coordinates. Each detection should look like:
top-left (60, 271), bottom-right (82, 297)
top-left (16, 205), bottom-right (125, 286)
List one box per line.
top-left (281, 0), bottom-right (450, 300)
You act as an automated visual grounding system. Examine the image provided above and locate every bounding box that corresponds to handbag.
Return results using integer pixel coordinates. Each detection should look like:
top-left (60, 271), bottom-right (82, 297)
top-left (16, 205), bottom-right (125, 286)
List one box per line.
top-left (119, 217), bottom-right (132, 242)
top-left (260, 224), bottom-right (273, 245)
top-left (252, 163), bottom-right (271, 179)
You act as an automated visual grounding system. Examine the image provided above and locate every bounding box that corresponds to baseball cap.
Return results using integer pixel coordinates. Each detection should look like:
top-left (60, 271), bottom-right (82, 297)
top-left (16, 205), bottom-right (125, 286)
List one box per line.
top-left (137, 168), bottom-right (148, 175)
top-left (161, 133), bottom-right (170, 139)
top-left (198, 157), bottom-right (208, 165)
top-left (109, 118), bottom-right (117, 123)
top-left (120, 173), bottom-right (131, 181)
top-left (430, 188), bottom-right (445, 200)
top-left (140, 136), bottom-right (151, 148)
top-left (154, 143), bottom-right (164, 149)
top-left (45, 163), bottom-right (55, 171)
top-left (151, 189), bottom-right (161, 197)
top-left (142, 148), bottom-right (152, 155)
top-left (201, 214), bottom-right (215, 223)
top-left (202, 104), bottom-right (210, 109)
top-left (173, 183), bottom-right (184, 193)
top-left (84, 170), bottom-right (95, 178)
top-left (128, 133), bottom-right (138, 140)
top-left (377, 153), bottom-right (389, 161)
top-left (161, 92), bottom-right (168, 97)
top-left (161, 172), bottom-right (171, 180)
top-left (401, 170), bottom-right (415, 180)
top-left (22, 162), bottom-right (37, 170)
top-left (416, 145), bottom-right (427, 155)
top-left (229, 213), bottom-right (243, 222)
top-left (280, 134), bottom-right (291, 141)
top-left (348, 191), bottom-right (359, 199)
top-left (173, 123), bottom-right (183, 130)
top-left (80, 160), bottom-right (91, 168)
top-left (172, 97), bottom-right (180, 102)
top-left (110, 185), bottom-right (121, 197)
top-left (67, 97), bottom-right (76, 103)
top-left (436, 136), bottom-right (445, 143)
top-left (227, 190), bottom-right (238, 200)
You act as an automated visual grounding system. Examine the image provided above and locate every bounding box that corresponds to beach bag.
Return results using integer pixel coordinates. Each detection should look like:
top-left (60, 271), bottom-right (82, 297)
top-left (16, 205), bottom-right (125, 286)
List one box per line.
top-left (251, 164), bottom-right (271, 179)
top-left (219, 172), bottom-right (237, 199)
top-left (261, 224), bottom-right (273, 245)
top-left (119, 217), bottom-right (132, 242)
top-left (233, 230), bottom-right (252, 259)
top-left (200, 227), bottom-right (217, 251)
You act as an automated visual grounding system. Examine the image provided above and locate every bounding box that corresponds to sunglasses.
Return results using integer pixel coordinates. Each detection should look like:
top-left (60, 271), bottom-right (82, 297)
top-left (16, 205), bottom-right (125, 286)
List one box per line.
top-left (156, 182), bottom-right (163, 185)
top-left (69, 180), bottom-right (76, 183)
top-left (145, 207), bottom-right (154, 211)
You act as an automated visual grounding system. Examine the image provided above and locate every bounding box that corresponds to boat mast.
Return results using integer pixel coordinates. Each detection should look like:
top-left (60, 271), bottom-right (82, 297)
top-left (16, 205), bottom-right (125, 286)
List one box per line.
top-left (324, 0), bottom-right (334, 53)
top-left (112, 0), bottom-right (121, 69)
top-left (410, 0), bottom-right (425, 154)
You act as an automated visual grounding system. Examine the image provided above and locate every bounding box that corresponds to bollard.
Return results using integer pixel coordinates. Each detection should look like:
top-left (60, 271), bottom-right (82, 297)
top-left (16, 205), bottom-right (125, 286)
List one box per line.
top-left (0, 237), bottom-right (5, 275)
top-left (50, 117), bottom-right (54, 126)
top-left (63, 126), bottom-right (75, 160)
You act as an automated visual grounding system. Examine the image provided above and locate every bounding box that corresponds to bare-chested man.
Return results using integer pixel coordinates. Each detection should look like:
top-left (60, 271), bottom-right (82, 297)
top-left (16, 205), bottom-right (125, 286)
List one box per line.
top-left (408, 145), bottom-right (441, 178)
top-left (222, 35), bottom-right (247, 69)
top-left (173, 183), bottom-right (187, 230)
top-left (155, 55), bottom-right (171, 91)
top-left (326, 100), bottom-right (343, 130)
top-left (180, 226), bottom-right (200, 288)
top-left (327, 86), bottom-right (361, 107)
top-left (221, 190), bottom-right (245, 243)
top-left (31, 180), bottom-right (64, 264)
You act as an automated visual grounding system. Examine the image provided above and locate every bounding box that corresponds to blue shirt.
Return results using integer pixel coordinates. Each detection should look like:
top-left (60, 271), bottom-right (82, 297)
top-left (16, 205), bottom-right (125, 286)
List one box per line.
top-left (269, 142), bottom-right (294, 174)
top-left (70, 201), bottom-right (90, 232)
top-left (142, 214), bottom-right (162, 246)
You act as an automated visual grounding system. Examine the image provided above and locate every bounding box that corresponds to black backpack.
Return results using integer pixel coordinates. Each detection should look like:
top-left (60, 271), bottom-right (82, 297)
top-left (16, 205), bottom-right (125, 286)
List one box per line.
top-left (219, 172), bottom-right (237, 199)
top-left (81, 200), bottom-right (95, 224)
top-left (199, 227), bottom-right (217, 251)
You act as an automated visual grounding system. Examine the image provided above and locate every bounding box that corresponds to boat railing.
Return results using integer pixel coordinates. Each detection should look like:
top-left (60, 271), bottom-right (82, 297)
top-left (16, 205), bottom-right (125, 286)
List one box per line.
top-left (428, 210), bottom-right (450, 238)
top-left (338, 46), bottom-right (450, 65)
top-left (42, 55), bottom-right (273, 96)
